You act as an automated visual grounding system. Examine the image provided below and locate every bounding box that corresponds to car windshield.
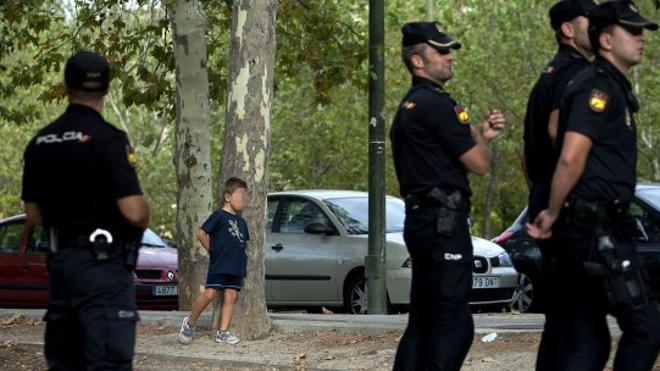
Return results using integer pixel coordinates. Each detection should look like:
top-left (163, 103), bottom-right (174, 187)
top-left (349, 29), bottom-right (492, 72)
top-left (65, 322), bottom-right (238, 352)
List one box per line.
top-left (323, 197), bottom-right (406, 235)
top-left (141, 229), bottom-right (168, 247)
top-left (637, 187), bottom-right (660, 209)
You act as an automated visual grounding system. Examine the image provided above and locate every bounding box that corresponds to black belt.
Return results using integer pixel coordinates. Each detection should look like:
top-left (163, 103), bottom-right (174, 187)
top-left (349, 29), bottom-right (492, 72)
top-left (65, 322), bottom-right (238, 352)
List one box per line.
top-left (405, 189), bottom-right (469, 210)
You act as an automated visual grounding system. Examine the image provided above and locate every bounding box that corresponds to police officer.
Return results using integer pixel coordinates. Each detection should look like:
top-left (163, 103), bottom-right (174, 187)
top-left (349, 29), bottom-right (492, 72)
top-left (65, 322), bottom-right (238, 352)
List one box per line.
top-left (524, 0), bottom-right (595, 220)
top-left (529, 1), bottom-right (660, 370)
top-left (522, 2), bottom-right (595, 369)
top-left (390, 22), bottom-right (505, 371)
top-left (21, 51), bottom-right (149, 370)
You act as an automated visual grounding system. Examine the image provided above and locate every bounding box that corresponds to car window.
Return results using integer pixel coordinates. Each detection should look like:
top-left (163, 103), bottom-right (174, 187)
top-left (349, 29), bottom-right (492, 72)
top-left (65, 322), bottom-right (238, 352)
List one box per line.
top-left (141, 229), bottom-right (168, 247)
top-left (629, 202), bottom-right (660, 243)
top-left (323, 197), bottom-right (405, 234)
top-left (26, 226), bottom-right (50, 255)
top-left (267, 198), bottom-right (278, 232)
top-left (278, 199), bottom-right (331, 234)
top-left (0, 223), bottom-right (23, 254)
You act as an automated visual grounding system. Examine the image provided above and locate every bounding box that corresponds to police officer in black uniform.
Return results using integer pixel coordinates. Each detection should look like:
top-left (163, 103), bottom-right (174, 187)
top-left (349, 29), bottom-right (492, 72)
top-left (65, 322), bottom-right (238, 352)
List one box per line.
top-left (529, 2), bottom-right (660, 370)
top-left (390, 22), bottom-right (506, 371)
top-left (523, 2), bottom-right (595, 369)
top-left (524, 0), bottom-right (595, 220)
top-left (21, 51), bottom-right (150, 370)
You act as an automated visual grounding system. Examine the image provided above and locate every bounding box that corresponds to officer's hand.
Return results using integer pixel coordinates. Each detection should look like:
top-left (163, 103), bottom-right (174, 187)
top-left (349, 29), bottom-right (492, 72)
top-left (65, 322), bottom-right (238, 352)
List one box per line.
top-left (480, 109), bottom-right (506, 141)
top-left (526, 209), bottom-right (557, 240)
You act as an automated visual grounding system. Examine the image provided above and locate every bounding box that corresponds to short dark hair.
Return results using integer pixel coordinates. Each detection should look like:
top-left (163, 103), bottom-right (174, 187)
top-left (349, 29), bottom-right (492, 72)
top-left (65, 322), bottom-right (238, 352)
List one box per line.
top-left (401, 43), bottom-right (427, 73)
top-left (67, 87), bottom-right (107, 101)
top-left (223, 177), bottom-right (248, 196)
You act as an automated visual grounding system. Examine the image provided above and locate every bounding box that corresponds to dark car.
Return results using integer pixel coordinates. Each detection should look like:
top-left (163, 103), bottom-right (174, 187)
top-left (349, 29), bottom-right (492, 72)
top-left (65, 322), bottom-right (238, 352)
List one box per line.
top-left (0, 215), bottom-right (179, 310)
top-left (494, 184), bottom-right (660, 312)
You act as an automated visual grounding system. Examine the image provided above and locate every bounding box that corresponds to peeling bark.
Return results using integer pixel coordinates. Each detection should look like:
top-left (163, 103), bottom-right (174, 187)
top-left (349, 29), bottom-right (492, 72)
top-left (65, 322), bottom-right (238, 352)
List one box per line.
top-left (215, 0), bottom-right (277, 339)
top-left (171, 0), bottom-right (213, 310)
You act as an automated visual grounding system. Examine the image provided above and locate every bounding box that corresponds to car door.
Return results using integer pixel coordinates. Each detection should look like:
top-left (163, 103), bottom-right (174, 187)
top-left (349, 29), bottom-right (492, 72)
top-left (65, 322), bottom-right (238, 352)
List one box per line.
top-left (266, 196), bottom-right (341, 304)
top-left (264, 197), bottom-right (279, 303)
top-left (21, 225), bottom-right (50, 305)
top-left (629, 201), bottom-right (660, 298)
top-left (0, 221), bottom-right (29, 306)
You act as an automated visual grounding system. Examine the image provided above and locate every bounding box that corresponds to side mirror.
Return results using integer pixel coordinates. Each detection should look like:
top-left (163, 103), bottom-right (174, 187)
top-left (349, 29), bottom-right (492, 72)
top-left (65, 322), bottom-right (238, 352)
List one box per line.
top-left (304, 222), bottom-right (335, 235)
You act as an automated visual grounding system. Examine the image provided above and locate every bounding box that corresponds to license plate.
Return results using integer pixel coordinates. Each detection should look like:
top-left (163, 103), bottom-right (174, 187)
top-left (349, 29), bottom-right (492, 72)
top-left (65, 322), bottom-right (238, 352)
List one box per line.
top-left (472, 276), bottom-right (500, 289)
top-left (152, 285), bottom-right (178, 296)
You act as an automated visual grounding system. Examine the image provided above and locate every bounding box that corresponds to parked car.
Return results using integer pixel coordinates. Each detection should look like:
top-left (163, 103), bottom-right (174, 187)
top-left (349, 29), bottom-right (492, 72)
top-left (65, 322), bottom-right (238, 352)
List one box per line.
top-left (265, 190), bottom-right (518, 314)
top-left (493, 184), bottom-right (660, 313)
top-left (0, 215), bottom-right (179, 310)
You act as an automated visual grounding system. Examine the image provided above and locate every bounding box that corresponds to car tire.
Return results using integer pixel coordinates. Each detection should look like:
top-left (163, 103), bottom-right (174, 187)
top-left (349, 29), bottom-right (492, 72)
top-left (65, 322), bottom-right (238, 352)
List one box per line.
top-left (508, 272), bottom-right (536, 313)
top-left (343, 272), bottom-right (394, 314)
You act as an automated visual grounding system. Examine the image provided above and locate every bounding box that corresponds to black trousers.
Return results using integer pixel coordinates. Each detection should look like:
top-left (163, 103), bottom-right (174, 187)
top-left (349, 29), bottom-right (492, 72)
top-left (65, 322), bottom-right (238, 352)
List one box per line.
top-left (536, 214), bottom-right (660, 371)
top-left (394, 205), bottom-right (474, 371)
top-left (45, 247), bottom-right (138, 371)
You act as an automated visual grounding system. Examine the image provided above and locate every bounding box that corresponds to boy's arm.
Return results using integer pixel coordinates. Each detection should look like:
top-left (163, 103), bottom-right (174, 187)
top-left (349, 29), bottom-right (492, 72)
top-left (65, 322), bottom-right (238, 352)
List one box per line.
top-left (197, 229), bottom-right (210, 251)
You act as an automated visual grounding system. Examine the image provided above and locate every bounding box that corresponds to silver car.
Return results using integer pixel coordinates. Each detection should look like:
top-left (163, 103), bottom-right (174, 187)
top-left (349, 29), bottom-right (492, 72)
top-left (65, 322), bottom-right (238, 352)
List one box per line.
top-left (265, 190), bottom-right (518, 313)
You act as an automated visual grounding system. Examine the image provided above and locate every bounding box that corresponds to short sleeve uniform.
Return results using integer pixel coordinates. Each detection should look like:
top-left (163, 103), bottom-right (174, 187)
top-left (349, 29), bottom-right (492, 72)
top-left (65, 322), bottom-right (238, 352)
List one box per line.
top-left (390, 76), bottom-right (476, 199)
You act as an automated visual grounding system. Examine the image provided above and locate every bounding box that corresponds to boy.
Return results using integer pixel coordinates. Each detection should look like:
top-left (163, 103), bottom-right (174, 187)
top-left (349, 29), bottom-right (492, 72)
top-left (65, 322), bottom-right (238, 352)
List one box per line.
top-left (178, 177), bottom-right (250, 345)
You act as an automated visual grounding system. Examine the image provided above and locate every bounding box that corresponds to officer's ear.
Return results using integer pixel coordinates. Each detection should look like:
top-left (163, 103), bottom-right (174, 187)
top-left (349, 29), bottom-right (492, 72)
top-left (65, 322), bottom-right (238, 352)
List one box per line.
top-left (410, 53), bottom-right (425, 69)
top-left (598, 30), bottom-right (614, 52)
top-left (560, 21), bottom-right (576, 40)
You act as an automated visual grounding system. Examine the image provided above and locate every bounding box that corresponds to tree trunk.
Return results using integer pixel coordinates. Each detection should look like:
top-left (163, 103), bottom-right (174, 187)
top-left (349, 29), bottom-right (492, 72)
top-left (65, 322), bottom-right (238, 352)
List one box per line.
top-left (482, 144), bottom-right (499, 238)
top-left (171, 0), bottom-right (213, 310)
top-left (214, 0), bottom-right (276, 339)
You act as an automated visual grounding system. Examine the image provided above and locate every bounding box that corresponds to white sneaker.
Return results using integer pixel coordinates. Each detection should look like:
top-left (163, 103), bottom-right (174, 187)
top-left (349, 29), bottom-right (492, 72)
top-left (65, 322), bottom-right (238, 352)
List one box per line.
top-left (216, 330), bottom-right (240, 344)
top-left (178, 317), bottom-right (194, 344)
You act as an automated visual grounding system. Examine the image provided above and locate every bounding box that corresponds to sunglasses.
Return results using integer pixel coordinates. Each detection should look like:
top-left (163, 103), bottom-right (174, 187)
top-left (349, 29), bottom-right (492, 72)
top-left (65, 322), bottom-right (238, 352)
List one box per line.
top-left (619, 24), bottom-right (644, 36)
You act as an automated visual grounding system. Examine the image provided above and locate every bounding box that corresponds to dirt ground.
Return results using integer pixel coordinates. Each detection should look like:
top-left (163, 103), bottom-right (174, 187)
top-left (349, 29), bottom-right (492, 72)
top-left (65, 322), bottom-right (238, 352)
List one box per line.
top-left (0, 314), bottom-right (659, 370)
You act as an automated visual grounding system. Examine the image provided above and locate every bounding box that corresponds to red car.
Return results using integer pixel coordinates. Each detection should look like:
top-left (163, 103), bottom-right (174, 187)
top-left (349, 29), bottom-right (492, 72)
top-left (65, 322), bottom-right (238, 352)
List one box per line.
top-left (0, 214), bottom-right (179, 310)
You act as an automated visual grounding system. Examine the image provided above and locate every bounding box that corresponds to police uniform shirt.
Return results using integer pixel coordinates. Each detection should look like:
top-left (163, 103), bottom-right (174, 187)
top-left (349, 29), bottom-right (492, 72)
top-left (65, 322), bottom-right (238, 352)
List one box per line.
top-left (523, 44), bottom-right (591, 185)
top-left (557, 57), bottom-right (637, 203)
top-left (21, 104), bottom-right (142, 237)
top-left (201, 210), bottom-right (250, 278)
top-left (390, 76), bottom-right (476, 198)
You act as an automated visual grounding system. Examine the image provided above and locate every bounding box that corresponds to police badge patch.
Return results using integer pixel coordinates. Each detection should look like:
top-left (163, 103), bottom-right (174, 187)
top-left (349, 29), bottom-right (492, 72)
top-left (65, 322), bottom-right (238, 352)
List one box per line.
top-left (589, 89), bottom-right (609, 113)
top-left (454, 106), bottom-right (470, 124)
top-left (403, 101), bottom-right (416, 110)
top-left (126, 145), bottom-right (138, 167)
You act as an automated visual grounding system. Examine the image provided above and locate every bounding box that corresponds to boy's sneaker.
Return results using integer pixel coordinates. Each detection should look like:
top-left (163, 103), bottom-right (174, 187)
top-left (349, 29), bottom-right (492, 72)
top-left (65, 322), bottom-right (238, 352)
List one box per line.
top-left (216, 330), bottom-right (240, 345)
top-left (178, 317), bottom-right (194, 344)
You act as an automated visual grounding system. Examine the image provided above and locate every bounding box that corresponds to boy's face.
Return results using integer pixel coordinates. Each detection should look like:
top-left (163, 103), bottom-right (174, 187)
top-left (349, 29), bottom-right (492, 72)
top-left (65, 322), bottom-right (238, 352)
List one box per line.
top-left (224, 187), bottom-right (248, 211)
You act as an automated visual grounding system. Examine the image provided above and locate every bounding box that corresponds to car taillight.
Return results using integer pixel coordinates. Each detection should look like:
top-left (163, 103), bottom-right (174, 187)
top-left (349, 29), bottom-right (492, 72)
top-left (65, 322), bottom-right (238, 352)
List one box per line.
top-left (492, 230), bottom-right (513, 245)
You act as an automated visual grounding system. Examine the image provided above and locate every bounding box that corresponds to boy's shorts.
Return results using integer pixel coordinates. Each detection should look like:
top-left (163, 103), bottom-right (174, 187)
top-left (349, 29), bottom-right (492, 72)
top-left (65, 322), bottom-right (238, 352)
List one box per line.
top-left (205, 274), bottom-right (243, 291)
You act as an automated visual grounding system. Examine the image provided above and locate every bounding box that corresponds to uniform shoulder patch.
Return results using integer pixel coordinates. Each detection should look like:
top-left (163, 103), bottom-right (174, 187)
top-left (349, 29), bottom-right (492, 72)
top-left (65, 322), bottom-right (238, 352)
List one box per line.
top-left (126, 145), bottom-right (138, 167)
top-left (454, 105), bottom-right (470, 124)
top-left (542, 65), bottom-right (555, 74)
top-left (402, 100), bottom-right (416, 110)
top-left (589, 89), bottom-right (609, 113)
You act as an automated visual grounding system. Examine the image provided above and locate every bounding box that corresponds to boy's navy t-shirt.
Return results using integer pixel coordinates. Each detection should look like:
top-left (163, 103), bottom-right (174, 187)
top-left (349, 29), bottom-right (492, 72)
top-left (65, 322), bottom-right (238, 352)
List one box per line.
top-left (201, 209), bottom-right (250, 278)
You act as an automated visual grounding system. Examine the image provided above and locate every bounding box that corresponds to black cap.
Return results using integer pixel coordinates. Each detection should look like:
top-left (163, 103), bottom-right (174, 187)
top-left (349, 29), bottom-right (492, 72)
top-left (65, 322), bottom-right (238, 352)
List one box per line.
top-left (401, 22), bottom-right (461, 52)
top-left (589, 0), bottom-right (658, 32)
top-left (64, 51), bottom-right (111, 92)
top-left (549, 0), bottom-right (597, 30)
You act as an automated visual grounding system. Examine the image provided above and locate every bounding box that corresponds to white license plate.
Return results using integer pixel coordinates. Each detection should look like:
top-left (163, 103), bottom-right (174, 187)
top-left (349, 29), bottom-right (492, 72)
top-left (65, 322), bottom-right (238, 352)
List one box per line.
top-left (152, 285), bottom-right (178, 296)
top-left (472, 276), bottom-right (500, 289)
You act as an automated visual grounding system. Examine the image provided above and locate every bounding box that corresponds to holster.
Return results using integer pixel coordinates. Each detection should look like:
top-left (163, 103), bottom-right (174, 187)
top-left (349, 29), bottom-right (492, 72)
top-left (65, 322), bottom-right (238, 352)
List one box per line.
top-left (427, 188), bottom-right (464, 237)
top-left (566, 196), bottom-right (649, 313)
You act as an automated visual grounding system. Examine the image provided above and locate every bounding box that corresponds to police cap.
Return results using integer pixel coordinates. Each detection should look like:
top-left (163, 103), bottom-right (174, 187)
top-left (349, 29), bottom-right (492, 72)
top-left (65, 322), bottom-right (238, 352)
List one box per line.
top-left (589, 0), bottom-right (658, 32)
top-left (402, 22), bottom-right (461, 52)
top-left (549, 0), bottom-right (597, 30)
top-left (64, 51), bottom-right (111, 92)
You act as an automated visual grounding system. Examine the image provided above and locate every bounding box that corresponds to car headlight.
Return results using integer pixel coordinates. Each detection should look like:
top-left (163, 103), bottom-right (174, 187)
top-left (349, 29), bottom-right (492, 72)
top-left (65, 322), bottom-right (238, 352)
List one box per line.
top-left (402, 257), bottom-right (412, 268)
top-left (491, 252), bottom-right (513, 267)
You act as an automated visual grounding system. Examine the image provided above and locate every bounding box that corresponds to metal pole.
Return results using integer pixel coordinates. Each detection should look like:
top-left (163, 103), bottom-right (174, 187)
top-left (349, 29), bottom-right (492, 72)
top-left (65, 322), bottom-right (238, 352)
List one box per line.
top-left (427, 0), bottom-right (433, 20)
top-left (366, 0), bottom-right (387, 315)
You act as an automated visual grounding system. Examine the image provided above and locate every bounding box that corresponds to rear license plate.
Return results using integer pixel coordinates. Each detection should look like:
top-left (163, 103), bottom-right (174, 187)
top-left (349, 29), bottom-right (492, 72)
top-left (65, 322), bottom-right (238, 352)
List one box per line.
top-left (152, 285), bottom-right (178, 296)
top-left (472, 276), bottom-right (500, 289)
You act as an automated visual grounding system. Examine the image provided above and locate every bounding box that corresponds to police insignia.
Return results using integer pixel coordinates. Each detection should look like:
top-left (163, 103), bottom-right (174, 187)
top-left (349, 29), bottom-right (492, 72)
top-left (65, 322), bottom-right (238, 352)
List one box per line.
top-left (403, 101), bottom-right (416, 110)
top-left (454, 106), bottom-right (470, 124)
top-left (543, 65), bottom-right (555, 74)
top-left (589, 90), bottom-right (609, 113)
top-left (126, 145), bottom-right (138, 167)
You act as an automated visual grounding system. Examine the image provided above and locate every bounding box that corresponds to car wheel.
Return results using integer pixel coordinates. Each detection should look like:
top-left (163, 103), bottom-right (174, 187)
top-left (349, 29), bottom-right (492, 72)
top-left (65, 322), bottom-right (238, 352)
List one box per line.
top-left (508, 272), bottom-right (534, 313)
top-left (343, 273), bottom-right (394, 314)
